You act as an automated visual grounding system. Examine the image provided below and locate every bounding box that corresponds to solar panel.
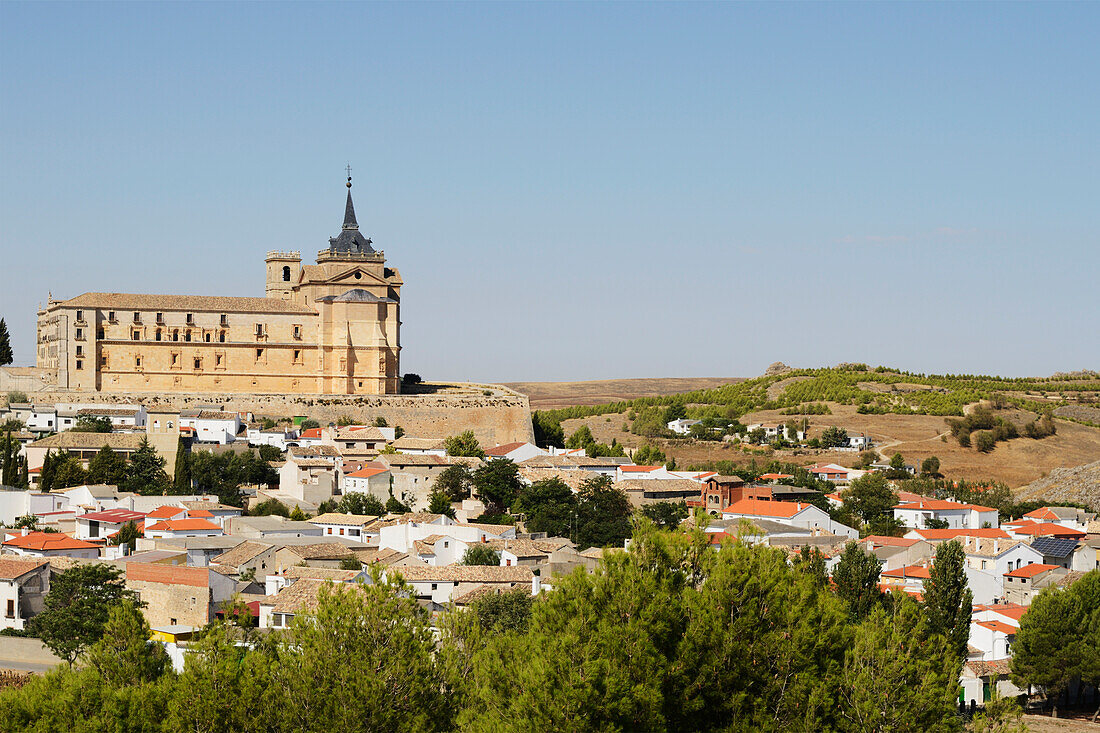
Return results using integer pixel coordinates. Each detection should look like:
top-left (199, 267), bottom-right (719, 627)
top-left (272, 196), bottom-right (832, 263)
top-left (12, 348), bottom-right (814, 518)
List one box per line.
top-left (1031, 536), bottom-right (1078, 558)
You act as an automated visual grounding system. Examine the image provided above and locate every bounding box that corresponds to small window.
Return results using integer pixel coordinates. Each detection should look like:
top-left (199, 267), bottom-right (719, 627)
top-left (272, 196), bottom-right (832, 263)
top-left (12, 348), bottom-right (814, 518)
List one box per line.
top-left (256, 348), bottom-right (264, 359)
top-left (108, 311), bottom-right (116, 323)
top-left (293, 349), bottom-right (301, 363)
top-left (97, 328), bottom-right (105, 339)
top-left (75, 328), bottom-right (83, 340)
top-left (135, 356), bottom-right (142, 368)
top-left (132, 329), bottom-right (141, 341)
top-left (255, 323), bottom-right (264, 337)
top-left (75, 359), bottom-right (83, 370)
top-left (171, 353), bottom-right (179, 366)
top-left (194, 358), bottom-right (202, 370)
top-left (293, 325), bottom-right (302, 339)
top-left (220, 314), bottom-right (228, 326)
top-left (156, 312), bottom-right (164, 323)
top-left (155, 329), bottom-right (162, 342)
top-left (186, 313), bottom-right (194, 325)
top-left (205, 333), bottom-right (211, 343)
top-left (184, 331), bottom-right (192, 342)
top-left (215, 354), bottom-right (223, 366)
top-left (282, 265), bottom-right (291, 282)
top-left (218, 331), bottom-right (225, 343)
top-left (75, 310), bottom-right (84, 321)
top-left (172, 329), bottom-right (179, 342)
top-left (100, 354), bottom-right (108, 368)
top-left (75, 345), bottom-right (83, 356)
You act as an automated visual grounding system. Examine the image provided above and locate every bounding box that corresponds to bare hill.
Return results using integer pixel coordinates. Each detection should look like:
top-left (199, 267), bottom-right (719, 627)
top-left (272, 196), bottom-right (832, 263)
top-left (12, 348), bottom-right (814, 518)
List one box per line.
top-left (1018, 459), bottom-right (1100, 510)
top-left (505, 377), bottom-right (744, 410)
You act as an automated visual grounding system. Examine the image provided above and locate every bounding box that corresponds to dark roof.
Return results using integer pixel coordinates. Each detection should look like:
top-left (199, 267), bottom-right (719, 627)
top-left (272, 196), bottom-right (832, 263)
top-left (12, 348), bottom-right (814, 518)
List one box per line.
top-left (1031, 536), bottom-right (1079, 559)
top-left (327, 187), bottom-right (375, 255)
top-left (315, 289), bottom-right (396, 304)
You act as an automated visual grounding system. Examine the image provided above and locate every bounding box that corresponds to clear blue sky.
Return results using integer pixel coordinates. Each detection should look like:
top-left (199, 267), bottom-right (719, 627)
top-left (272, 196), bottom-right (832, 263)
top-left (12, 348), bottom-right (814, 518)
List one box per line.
top-left (2, 2), bottom-right (1097, 382)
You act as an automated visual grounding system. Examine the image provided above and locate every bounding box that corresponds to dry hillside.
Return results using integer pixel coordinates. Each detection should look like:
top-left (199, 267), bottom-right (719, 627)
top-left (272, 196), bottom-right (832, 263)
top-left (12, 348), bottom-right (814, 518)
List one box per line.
top-left (1017, 459), bottom-right (1100, 508)
top-left (506, 377), bottom-right (743, 410)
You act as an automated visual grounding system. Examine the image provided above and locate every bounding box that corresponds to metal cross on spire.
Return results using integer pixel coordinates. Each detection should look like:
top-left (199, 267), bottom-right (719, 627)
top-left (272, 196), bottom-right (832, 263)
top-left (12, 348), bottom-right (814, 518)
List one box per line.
top-left (345, 164), bottom-right (352, 187)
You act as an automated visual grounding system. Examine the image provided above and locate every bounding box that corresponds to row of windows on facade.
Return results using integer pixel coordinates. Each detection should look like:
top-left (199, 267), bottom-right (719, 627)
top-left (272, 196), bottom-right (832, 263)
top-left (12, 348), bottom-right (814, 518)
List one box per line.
top-left (73, 323), bottom-right (303, 342)
top-left (73, 347), bottom-right (304, 372)
top-left (75, 309), bottom-right (229, 327)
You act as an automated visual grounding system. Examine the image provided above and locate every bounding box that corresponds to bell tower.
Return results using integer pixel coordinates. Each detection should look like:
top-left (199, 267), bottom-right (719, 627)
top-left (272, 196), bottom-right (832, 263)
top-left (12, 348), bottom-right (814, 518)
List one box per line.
top-left (265, 250), bottom-right (301, 300)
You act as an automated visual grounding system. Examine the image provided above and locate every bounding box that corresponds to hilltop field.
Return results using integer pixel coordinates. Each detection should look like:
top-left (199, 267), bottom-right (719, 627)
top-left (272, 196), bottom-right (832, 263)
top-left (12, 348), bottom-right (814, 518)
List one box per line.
top-left (516, 367), bottom-right (1100, 489)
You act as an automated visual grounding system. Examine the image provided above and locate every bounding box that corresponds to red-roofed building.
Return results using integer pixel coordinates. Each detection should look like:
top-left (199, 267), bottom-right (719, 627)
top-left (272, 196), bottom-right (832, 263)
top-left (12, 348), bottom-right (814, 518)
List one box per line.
top-left (484, 442), bottom-right (546, 463)
top-left (1020, 506), bottom-right (1094, 532)
top-left (0, 557), bottom-right (51, 631)
top-left (758, 473), bottom-right (794, 482)
top-left (721, 499), bottom-right (858, 539)
top-left (906, 528), bottom-right (1010, 542)
top-left (74, 508), bottom-right (146, 542)
top-left (144, 518), bottom-right (224, 539)
top-left (125, 563), bottom-right (236, 628)
top-left (1004, 564), bottom-right (1066, 606)
top-left (880, 563), bottom-right (932, 592)
top-left (343, 462), bottom-right (392, 503)
top-left (893, 499), bottom-right (999, 531)
top-left (2, 530), bottom-right (100, 559)
top-left (143, 505), bottom-right (188, 530)
top-left (1003, 521), bottom-right (1086, 540)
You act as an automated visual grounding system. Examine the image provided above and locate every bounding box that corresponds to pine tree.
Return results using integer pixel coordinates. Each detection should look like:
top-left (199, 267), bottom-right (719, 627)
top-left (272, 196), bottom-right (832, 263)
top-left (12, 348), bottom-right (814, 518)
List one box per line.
top-left (832, 541), bottom-right (884, 618)
top-left (122, 438), bottom-right (169, 495)
top-left (0, 318), bottom-right (13, 366)
top-left (173, 441), bottom-right (192, 493)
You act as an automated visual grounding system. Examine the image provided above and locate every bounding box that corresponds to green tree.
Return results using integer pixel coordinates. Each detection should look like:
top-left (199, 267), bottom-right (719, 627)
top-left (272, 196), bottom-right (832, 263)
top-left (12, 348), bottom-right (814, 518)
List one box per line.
top-left (514, 477), bottom-right (577, 537)
top-left (87, 445), bottom-right (128, 486)
top-left (923, 539), bottom-right (973, 661)
top-left (974, 430), bottom-right (996, 453)
top-left (337, 492), bottom-right (386, 516)
top-left (257, 443), bottom-right (283, 462)
top-left (565, 425), bottom-right (595, 450)
top-left (72, 416), bottom-right (113, 433)
top-left (470, 587), bottom-right (536, 636)
top-left (250, 498), bottom-right (290, 517)
top-left (122, 438), bottom-right (169, 495)
top-left (819, 425), bottom-right (849, 448)
top-left (0, 318), bottom-right (13, 366)
top-left (532, 411), bottom-right (565, 448)
top-left (461, 544), bottom-right (501, 566)
top-left (832, 541), bottom-right (884, 619)
top-left (633, 443), bottom-right (667, 466)
top-left (921, 456), bottom-right (942, 477)
top-left (51, 453), bottom-right (88, 489)
top-left (172, 442), bottom-right (192, 493)
top-left (85, 599), bottom-right (168, 687)
top-left (288, 505), bottom-right (308, 521)
top-left (386, 492), bottom-right (411, 514)
top-left (433, 463), bottom-right (473, 502)
top-left (109, 521), bottom-right (141, 550)
top-left (838, 596), bottom-right (962, 732)
top-left (444, 430), bottom-right (485, 458)
top-left (339, 557), bottom-right (363, 571)
top-left (299, 418), bottom-right (320, 430)
top-left (843, 472), bottom-right (899, 527)
top-left (1, 430), bottom-right (29, 488)
top-left (795, 545), bottom-right (829, 588)
top-left (428, 489), bottom-right (456, 518)
top-left (574, 474), bottom-right (632, 549)
top-left (30, 563), bottom-right (140, 666)
top-left (472, 459), bottom-right (523, 509)
top-left (639, 500), bottom-right (689, 530)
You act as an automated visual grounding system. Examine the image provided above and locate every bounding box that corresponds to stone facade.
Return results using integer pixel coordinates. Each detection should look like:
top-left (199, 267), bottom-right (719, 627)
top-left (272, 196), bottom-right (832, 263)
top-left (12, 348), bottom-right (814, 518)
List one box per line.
top-left (34, 181), bottom-right (401, 396)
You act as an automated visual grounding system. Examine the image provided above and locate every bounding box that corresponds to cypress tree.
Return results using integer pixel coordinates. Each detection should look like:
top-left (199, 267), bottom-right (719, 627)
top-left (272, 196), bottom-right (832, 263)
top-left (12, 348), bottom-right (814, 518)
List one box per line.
top-left (0, 318), bottom-right (13, 366)
top-left (173, 441), bottom-right (192, 494)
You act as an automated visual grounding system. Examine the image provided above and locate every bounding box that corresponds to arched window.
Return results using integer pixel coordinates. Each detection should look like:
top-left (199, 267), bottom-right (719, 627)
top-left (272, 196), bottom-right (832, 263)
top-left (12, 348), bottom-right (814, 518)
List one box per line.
top-left (282, 265), bottom-right (291, 282)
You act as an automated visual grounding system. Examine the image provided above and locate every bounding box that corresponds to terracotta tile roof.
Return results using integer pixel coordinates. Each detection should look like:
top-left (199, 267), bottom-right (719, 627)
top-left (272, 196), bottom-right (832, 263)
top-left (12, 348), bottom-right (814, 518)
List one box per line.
top-left (178, 501), bottom-right (241, 513)
top-left (352, 547), bottom-right (410, 566)
top-left (0, 557), bottom-right (49, 580)
top-left (977, 620), bottom-right (1017, 635)
top-left (211, 541), bottom-right (274, 568)
top-left (1005, 563), bottom-right (1061, 578)
top-left (1010, 522), bottom-right (1085, 538)
top-left (279, 542), bottom-right (356, 560)
top-left (966, 659), bottom-right (1012, 677)
top-left (390, 437), bottom-right (446, 451)
top-left (881, 565), bottom-right (931, 579)
top-left (309, 513), bottom-right (380, 527)
top-left (145, 518), bottom-right (222, 532)
top-left (990, 606), bottom-right (1028, 621)
top-left (3, 532), bottom-right (99, 552)
top-left (187, 509), bottom-right (214, 519)
top-left (911, 528), bottom-right (1010, 540)
top-left (270, 578), bottom-right (331, 614)
top-left (345, 467), bottom-right (389, 479)
top-left (145, 506), bottom-right (187, 519)
top-left (722, 499), bottom-right (808, 518)
top-left (862, 535), bottom-right (920, 548)
top-left (31, 433), bottom-right (146, 451)
top-left (299, 428), bottom-right (322, 440)
top-left (962, 538), bottom-right (1028, 557)
top-left (894, 500), bottom-right (996, 512)
top-left (388, 565), bottom-right (534, 583)
top-left (483, 538), bottom-right (551, 558)
top-left (616, 478), bottom-right (702, 495)
top-left (55, 291), bottom-right (315, 315)
top-left (484, 442), bottom-right (529, 457)
top-left (289, 445), bottom-right (341, 458)
top-left (282, 566), bottom-right (362, 581)
top-left (620, 465), bottom-right (662, 473)
top-left (376, 512), bottom-right (447, 529)
top-left (332, 427), bottom-right (386, 441)
top-left (127, 562), bottom-right (210, 588)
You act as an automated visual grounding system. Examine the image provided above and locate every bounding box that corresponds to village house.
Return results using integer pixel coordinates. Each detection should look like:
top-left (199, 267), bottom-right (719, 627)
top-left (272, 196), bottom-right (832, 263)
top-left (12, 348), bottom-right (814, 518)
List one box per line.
top-left (73, 508), bottom-right (146, 542)
top-left (25, 433), bottom-right (148, 474)
top-left (721, 498), bottom-right (858, 539)
top-left (666, 418), bottom-right (702, 435)
top-left (1002, 520), bottom-right (1086, 541)
top-left (342, 464), bottom-right (391, 503)
top-left (859, 536), bottom-right (935, 572)
top-left (893, 499), bottom-right (1000, 531)
top-left (907, 527), bottom-right (1010, 543)
top-left (377, 454), bottom-right (484, 510)
top-left (273, 541), bottom-right (362, 572)
top-left (179, 409), bottom-right (243, 444)
top-left (1020, 506), bottom-right (1095, 532)
top-left (228, 515), bottom-right (323, 541)
top-left (484, 441), bottom-right (547, 463)
top-left (962, 536), bottom-right (1043, 578)
top-left (1002, 563), bottom-right (1067, 605)
top-left (144, 518), bottom-right (224, 540)
top-left (140, 535), bottom-right (245, 567)
top-left (125, 563), bottom-right (236, 629)
top-left (308, 512), bottom-right (381, 542)
top-left (1028, 536), bottom-right (1087, 570)
top-left (384, 564), bottom-right (538, 605)
top-left (0, 487), bottom-right (70, 526)
top-left (618, 478), bottom-right (703, 508)
top-left (2, 530), bottom-right (100, 559)
top-left (318, 425), bottom-right (392, 454)
top-left (388, 437), bottom-right (447, 456)
top-left (0, 557), bottom-right (51, 631)
top-left (246, 425), bottom-right (298, 451)
top-left (209, 541), bottom-right (280, 579)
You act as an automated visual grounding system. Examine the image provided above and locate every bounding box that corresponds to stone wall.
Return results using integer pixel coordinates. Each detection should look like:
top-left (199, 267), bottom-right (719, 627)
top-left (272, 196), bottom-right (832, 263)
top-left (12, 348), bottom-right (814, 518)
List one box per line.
top-left (7, 383), bottom-right (536, 446)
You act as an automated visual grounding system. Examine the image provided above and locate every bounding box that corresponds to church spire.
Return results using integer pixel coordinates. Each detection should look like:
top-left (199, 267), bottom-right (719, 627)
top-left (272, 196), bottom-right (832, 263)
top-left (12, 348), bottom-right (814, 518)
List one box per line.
top-left (343, 169), bottom-right (359, 230)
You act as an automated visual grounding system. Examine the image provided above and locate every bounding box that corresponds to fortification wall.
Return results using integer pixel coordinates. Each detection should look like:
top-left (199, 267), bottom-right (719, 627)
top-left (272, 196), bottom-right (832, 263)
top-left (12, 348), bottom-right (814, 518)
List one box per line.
top-left (6, 383), bottom-right (535, 446)
top-left (0, 367), bottom-right (55, 396)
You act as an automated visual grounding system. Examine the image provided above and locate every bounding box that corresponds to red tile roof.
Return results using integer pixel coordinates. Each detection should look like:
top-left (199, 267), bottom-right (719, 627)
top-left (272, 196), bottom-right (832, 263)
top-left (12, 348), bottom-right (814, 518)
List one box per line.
top-left (911, 528), bottom-right (1010, 540)
top-left (145, 518), bottom-right (222, 532)
top-left (990, 606), bottom-right (1028, 621)
top-left (3, 531), bottom-right (99, 552)
top-left (299, 428), bottom-right (322, 439)
top-left (1005, 563), bottom-right (1061, 579)
top-left (895, 500), bottom-right (996, 512)
top-left (484, 441), bottom-right (528, 457)
top-left (1008, 522), bottom-right (1085, 538)
top-left (759, 473), bottom-right (793, 480)
top-left (620, 465), bottom-right (662, 473)
top-left (977, 620), bottom-right (1017, 635)
top-left (862, 535), bottom-right (920, 548)
top-left (881, 565), bottom-right (931, 579)
top-left (1023, 507), bottom-right (1062, 521)
top-left (187, 509), bottom-right (214, 519)
top-left (145, 505), bottom-right (187, 519)
top-left (722, 499), bottom-right (807, 518)
top-left (346, 466), bottom-right (389, 478)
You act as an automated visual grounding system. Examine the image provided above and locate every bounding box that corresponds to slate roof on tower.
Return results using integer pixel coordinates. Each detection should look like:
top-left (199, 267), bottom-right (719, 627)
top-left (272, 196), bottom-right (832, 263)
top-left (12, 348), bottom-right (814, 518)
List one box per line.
top-left (327, 180), bottom-right (376, 255)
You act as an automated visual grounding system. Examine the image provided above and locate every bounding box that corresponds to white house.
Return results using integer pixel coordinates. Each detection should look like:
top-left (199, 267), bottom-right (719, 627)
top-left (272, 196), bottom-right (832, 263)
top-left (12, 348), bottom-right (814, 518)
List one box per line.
top-left (893, 499), bottom-right (999, 530)
top-left (389, 437), bottom-right (447, 456)
top-left (23, 405), bottom-right (59, 433)
top-left (309, 513), bottom-right (381, 543)
top-left (378, 514), bottom-right (517, 554)
top-left (382, 564), bottom-right (538, 605)
top-left (667, 419), bottom-right (702, 435)
top-left (342, 464), bottom-right (391, 503)
top-left (847, 434), bottom-right (873, 450)
top-left (0, 488), bottom-right (70, 526)
top-left (720, 498), bottom-right (858, 539)
top-left (74, 508), bottom-right (147, 541)
top-left (963, 537), bottom-right (1043, 578)
top-left (70, 405), bottom-right (147, 430)
top-left (484, 442), bottom-right (548, 463)
top-left (246, 426), bottom-right (299, 452)
top-left (744, 424), bottom-right (806, 443)
top-left (1020, 506), bottom-right (1095, 532)
top-left (179, 410), bottom-right (243, 444)
top-left (143, 518), bottom-right (224, 540)
top-left (2, 530), bottom-right (101, 559)
top-left (0, 557), bottom-right (51, 631)
top-left (805, 463), bottom-right (861, 484)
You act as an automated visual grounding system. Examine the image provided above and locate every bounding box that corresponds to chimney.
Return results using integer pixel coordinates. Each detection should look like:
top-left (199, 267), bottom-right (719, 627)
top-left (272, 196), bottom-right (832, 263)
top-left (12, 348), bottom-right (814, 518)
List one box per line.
top-left (531, 571), bottom-right (541, 596)
top-left (21, 527), bottom-right (30, 537)
top-left (993, 540), bottom-right (999, 554)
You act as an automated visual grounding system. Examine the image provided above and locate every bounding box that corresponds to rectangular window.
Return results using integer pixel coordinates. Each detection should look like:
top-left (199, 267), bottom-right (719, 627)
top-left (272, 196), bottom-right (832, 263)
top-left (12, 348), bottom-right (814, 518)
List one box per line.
top-left (293, 325), bottom-right (302, 339)
top-left (186, 313), bottom-right (194, 325)
top-left (218, 331), bottom-right (226, 343)
top-left (155, 330), bottom-right (162, 341)
top-left (133, 311), bottom-right (141, 323)
top-left (5, 599), bottom-right (13, 618)
top-left (255, 323), bottom-right (264, 337)
top-left (293, 349), bottom-right (301, 363)
top-left (108, 311), bottom-right (116, 323)
top-left (339, 528), bottom-right (345, 535)
top-left (75, 345), bottom-right (83, 356)
top-left (184, 331), bottom-right (192, 342)
top-left (75, 328), bottom-right (83, 340)
top-left (220, 314), bottom-right (228, 326)
top-left (100, 354), bottom-right (108, 368)
top-left (132, 330), bottom-right (141, 341)
top-left (75, 310), bottom-right (84, 322)
top-left (171, 352), bottom-right (180, 367)
top-left (75, 359), bottom-right (83, 370)
top-left (256, 348), bottom-right (264, 360)
top-left (97, 328), bottom-right (105, 339)
top-left (135, 356), bottom-right (142, 368)
top-left (215, 352), bottom-right (224, 368)
top-left (194, 358), bottom-right (202, 370)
